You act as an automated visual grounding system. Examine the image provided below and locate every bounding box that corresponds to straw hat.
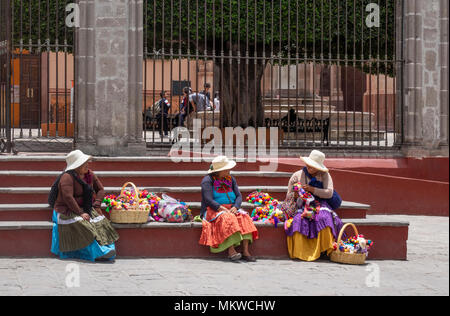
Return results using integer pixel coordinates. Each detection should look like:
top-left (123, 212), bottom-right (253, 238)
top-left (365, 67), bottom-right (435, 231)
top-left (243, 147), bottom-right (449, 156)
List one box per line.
top-left (208, 156), bottom-right (236, 174)
top-left (300, 150), bottom-right (329, 173)
top-left (65, 150), bottom-right (92, 172)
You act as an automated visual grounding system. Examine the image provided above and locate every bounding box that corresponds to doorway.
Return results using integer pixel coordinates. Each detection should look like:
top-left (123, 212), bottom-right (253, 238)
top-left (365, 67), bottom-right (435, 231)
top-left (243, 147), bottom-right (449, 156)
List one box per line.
top-left (19, 55), bottom-right (40, 128)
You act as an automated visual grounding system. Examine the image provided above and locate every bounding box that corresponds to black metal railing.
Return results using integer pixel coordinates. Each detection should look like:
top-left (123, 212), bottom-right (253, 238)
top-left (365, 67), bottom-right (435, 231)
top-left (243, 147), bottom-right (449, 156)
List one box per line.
top-left (0, 0), bottom-right (75, 153)
top-left (0, 0), bottom-right (12, 153)
top-left (1, 0), bottom-right (403, 153)
top-left (143, 0), bottom-right (402, 151)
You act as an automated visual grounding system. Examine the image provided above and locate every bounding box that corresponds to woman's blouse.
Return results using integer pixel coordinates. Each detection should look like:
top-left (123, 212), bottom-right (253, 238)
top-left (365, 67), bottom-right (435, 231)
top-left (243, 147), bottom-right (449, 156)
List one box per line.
top-left (212, 186), bottom-right (237, 205)
top-left (285, 169), bottom-right (334, 201)
top-left (54, 170), bottom-right (105, 216)
top-left (200, 175), bottom-right (242, 218)
top-left (281, 169), bottom-right (334, 218)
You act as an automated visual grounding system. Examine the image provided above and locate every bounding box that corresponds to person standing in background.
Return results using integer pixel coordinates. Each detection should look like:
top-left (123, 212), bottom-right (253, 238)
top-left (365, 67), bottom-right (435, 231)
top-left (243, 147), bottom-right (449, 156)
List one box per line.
top-left (178, 87), bottom-right (195, 127)
top-left (213, 91), bottom-right (220, 111)
top-left (201, 83), bottom-right (212, 110)
top-left (156, 90), bottom-right (171, 138)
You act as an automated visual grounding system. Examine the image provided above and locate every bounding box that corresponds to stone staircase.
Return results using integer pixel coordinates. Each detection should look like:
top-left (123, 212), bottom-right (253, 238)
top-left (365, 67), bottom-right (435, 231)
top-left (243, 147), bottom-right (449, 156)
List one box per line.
top-left (189, 97), bottom-right (386, 142)
top-left (0, 156), bottom-right (409, 260)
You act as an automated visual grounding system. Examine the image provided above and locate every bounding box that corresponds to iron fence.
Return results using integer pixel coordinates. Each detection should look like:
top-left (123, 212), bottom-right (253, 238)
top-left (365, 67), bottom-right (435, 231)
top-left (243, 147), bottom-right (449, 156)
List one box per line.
top-left (1, 0), bottom-right (75, 153)
top-left (143, 0), bottom-right (403, 151)
top-left (1, 0), bottom-right (403, 154)
top-left (0, 0), bottom-right (12, 153)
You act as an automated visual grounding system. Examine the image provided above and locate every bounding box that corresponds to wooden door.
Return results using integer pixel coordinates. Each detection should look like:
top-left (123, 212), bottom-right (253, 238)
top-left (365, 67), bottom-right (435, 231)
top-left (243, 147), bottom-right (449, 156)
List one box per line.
top-left (20, 55), bottom-right (40, 128)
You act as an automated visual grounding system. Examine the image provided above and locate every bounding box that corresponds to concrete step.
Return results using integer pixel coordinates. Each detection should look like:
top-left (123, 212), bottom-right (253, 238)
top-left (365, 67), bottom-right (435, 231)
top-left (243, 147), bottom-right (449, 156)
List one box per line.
top-left (0, 201), bottom-right (369, 221)
top-left (1, 156), bottom-right (446, 219)
top-left (0, 216), bottom-right (409, 260)
top-left (0, 156), bottom-right (274, 172)
top-left (0, 170), bottom-right (293, 187)
top-left (0, 185), bottom-right (309, 204)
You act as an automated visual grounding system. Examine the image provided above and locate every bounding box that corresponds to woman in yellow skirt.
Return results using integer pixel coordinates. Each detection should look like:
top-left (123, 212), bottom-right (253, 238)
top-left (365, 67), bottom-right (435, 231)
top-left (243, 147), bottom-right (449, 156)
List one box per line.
top-left (281, 150), bottom-right (344, 262)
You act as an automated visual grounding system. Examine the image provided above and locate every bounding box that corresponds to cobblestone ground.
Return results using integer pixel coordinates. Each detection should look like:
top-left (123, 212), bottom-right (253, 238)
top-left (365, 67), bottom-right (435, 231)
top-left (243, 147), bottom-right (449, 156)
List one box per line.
top-left (0, 215), bottom-right (448, 296)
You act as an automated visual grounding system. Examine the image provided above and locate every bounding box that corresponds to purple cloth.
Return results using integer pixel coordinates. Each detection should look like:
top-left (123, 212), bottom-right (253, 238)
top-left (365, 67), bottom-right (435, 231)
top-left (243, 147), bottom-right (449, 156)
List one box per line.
top-left (284, 201), bottom-right (344, 240)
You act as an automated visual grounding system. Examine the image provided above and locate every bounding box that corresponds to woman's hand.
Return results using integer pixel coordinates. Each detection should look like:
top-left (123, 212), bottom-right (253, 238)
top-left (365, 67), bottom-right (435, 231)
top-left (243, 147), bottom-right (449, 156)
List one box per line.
top-left (229, 207), bottom-right (238, 215)
top-left (81, 213), bottom-right (91, 221)
top-left (302, 184), bottom-right (315, 194)
top-left (301, 210), bottom-right (314, 219)
top-left (218, 206), bottom-right (229, 213)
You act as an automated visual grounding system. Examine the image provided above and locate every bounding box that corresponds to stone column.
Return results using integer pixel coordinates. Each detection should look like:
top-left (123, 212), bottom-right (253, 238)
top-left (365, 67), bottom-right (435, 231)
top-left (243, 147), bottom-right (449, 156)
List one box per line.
top-left (400, 0), bottom-right (449, 156)
top-left (74, 0), bottom-right (146, 156)
top-left (439, 0), bottom-right (449, 149)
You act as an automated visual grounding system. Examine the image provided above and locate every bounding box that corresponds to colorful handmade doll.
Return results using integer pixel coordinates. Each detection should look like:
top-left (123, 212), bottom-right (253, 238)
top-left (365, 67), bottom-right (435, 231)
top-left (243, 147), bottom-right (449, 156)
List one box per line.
top-left (293, 182), bottom-right (320, 221)
top-left (247, 191), bottom-right (284, 225)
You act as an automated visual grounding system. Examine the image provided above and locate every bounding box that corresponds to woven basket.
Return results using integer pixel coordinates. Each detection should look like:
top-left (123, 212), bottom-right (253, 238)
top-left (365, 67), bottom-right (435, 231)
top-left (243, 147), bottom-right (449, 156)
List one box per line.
top-left (330, 223), bottom-right (367, 265)
top-left (110, 182), bottom-right (150, 224)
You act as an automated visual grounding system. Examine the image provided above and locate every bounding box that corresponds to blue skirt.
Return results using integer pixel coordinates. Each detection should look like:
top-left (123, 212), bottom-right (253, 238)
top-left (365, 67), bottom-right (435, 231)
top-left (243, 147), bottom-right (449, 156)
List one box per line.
top-left (51, 211), bottom-right (116, 262)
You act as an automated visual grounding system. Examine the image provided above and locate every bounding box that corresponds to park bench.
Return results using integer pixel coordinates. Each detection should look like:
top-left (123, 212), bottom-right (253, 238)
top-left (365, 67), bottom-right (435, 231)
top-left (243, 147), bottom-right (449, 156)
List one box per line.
top-left (143, 111), bottom-right (179, 130)
top-left (265, 110), bottom-right (330, 145)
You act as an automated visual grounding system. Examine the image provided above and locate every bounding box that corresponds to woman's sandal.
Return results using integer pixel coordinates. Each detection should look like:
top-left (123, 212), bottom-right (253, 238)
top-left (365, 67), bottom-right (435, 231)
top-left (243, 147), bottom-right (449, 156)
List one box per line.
top-left (241, 255), bottom-right (257, 262)
top-left (229, 253), bottom-right (242, 262)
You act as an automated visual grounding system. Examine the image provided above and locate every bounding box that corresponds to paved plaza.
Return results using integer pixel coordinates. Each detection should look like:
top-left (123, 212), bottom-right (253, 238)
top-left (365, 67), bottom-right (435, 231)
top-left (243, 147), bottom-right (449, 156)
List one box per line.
top-left (0, 215), bottom-right (448, 296)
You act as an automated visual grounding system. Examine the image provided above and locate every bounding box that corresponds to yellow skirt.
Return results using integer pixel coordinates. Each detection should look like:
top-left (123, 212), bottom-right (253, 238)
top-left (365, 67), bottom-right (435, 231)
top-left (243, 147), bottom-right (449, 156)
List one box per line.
top-left (286, 227), bottom-right (335, 262)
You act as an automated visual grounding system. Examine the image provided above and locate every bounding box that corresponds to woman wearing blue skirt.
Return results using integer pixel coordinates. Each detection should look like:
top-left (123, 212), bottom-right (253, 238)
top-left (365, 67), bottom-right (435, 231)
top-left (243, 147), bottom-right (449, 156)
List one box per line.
top-left (50, 150), bottom-right (119, 262)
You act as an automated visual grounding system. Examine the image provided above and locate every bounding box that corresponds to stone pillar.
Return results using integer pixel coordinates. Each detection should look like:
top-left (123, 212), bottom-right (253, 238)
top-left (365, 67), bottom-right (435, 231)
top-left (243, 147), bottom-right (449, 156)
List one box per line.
top-left (400, 0), bottom-right (449, 157)
top-left (74, 0), bottom-right (146, 156)
top-left (439, 0), bottom-right (449, 149)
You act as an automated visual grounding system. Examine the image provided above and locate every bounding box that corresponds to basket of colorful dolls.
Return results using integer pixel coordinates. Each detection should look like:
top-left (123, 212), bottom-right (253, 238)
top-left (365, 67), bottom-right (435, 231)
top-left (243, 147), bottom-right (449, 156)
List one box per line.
top-left (147, 192), bottom-right (163, 222)
top-left (330, 223), bottom-right (374, 265)
top-left (103, 182), bottom-right (151, 224)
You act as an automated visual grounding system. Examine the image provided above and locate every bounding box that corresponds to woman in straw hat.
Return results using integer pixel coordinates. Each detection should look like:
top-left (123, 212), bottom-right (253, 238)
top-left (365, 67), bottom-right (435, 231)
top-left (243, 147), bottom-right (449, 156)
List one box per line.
top-left (280, 150), bottom-right (344, 262)
top-left (50, 150), bottom-right (119, 262)
top-left (199, 156), bottom-right (259, 262)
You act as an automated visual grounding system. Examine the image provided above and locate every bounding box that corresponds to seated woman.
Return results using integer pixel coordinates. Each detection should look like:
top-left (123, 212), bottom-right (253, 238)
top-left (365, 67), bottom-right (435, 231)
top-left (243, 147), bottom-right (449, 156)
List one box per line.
top-left (199, 156), bottom-right (259, 262)
top-left (281, 150), bottom-right (344, 262)
top-left (51, 150), bottom-right (119, 262)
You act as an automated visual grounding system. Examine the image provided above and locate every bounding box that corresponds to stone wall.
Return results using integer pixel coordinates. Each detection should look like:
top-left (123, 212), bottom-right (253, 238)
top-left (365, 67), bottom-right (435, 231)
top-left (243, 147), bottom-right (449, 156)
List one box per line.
top-left (401, 0), bottom-right (449, 156)
top-left (74, 0), bottom-right (146, 156)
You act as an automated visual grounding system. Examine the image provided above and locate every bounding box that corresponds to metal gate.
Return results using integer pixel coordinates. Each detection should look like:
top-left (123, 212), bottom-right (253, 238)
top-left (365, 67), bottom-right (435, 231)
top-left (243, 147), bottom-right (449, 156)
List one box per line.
top-left (143, 0), bottom-right (403, 152)
top-left (0, 0), bottom-right (12, 153)
top-left (0, 0), bottom-right (75, 154)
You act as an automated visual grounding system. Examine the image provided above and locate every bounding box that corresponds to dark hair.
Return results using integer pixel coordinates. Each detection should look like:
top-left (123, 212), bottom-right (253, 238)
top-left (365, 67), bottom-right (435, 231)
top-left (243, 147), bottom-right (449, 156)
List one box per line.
top-left (160, 90), bottom-right (167, 98)
top-left (183, 87), bottom-right (190, 95)
top-left (214, 91), bottom-right (219, 99)
top-left (204, 83), bottom-right (211, 89)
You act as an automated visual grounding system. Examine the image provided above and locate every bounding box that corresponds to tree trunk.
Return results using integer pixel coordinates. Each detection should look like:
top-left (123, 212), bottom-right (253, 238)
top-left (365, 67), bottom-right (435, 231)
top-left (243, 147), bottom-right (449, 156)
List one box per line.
top-left (214, 53), bottom-right (267, 128)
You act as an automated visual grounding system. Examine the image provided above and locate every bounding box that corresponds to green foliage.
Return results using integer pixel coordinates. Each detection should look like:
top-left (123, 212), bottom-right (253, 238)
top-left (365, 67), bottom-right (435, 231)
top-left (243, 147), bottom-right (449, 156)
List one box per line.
top-left (146, 0), bottom-right (396, 75)
top-left (11, 0), bottom-right (74, 52)
top-left (10, 0), bottom-right (397, 75)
